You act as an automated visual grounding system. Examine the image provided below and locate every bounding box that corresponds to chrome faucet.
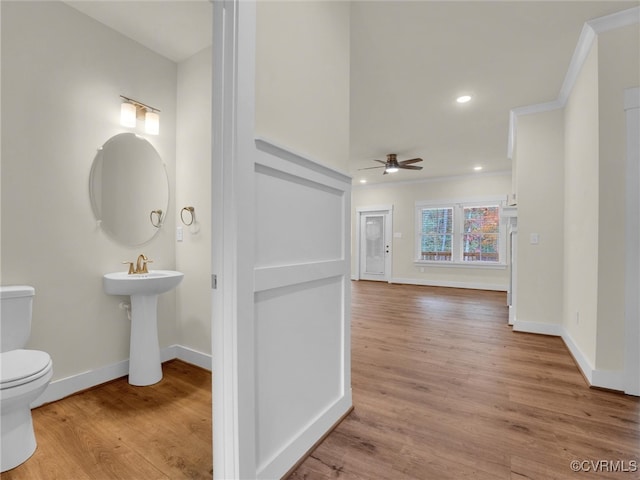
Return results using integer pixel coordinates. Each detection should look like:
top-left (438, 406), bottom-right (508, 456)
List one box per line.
top-left (123, 254), bottom-right (153, 274)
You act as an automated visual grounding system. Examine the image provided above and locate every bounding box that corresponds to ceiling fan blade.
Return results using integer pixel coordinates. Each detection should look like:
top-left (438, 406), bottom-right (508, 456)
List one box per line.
top-left (399, 165), bottom-right (423, 170)
top-left (373, 159), bottom-right (387, 164)
top-left (399, 158), bottom-right (423, 165)
top-left (358, 165), bottom-right (385, 171)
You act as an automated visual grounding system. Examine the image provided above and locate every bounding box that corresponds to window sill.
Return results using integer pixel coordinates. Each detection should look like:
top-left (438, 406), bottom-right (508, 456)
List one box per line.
top-left (414, 261), bottom-right (507, 270)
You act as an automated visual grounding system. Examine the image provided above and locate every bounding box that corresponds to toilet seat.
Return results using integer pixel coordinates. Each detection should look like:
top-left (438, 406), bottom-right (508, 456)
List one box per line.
top-left (0, 350), bottom-right (52, 390)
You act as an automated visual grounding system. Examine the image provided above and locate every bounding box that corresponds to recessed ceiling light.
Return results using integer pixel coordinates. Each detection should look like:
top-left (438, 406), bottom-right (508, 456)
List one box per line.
top-left (359, 179), bottom-right (367, 184)
top-left (474, 165), bottom-right (483, 171)
top-left (457, 95), bottom-right (472, 104)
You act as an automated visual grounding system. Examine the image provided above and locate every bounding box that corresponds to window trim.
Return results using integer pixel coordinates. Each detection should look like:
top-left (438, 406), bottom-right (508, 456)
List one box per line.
top-left (414, 195), bottom-right (507, 268)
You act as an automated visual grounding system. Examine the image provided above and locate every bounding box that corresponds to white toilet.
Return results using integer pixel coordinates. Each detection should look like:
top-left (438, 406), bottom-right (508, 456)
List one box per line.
top-left (0, 286), bottom-right (53, 472)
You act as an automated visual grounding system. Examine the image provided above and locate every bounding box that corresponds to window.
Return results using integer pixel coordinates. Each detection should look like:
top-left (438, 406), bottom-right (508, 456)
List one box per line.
top-left (415, 197), bottom-right (506, 266)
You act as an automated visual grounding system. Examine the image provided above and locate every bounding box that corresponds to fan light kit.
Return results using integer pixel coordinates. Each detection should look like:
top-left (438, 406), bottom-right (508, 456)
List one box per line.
top-left (358, 154), bottom-right (424, 175)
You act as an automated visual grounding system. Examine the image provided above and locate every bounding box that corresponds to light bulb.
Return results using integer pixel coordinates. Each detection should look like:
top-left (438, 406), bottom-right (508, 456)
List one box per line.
top-left (145, 110), bottom-right (160, 135)
top-left (386, 167), bottom-right (399, 173)
top-left (120, 102), bottom-right (136, 128)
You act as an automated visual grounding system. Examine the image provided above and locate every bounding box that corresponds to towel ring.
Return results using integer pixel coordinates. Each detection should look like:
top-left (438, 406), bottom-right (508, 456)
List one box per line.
top-left (150, 209), bottom-right (163, 228)
top-left (181, 206), bottom-right (195, 226)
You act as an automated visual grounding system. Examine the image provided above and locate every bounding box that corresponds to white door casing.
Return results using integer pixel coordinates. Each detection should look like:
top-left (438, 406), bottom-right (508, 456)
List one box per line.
top-left (355, 205), bottom-right (393, 282)
top-left (212, 2), bottom-right (353, 478)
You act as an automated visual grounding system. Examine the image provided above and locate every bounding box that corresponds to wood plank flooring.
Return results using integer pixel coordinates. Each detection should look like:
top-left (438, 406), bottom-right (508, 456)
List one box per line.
top-left (4, 281), bottom-right (639, 479)
top-left (2, 360), bottom-right (212, 480)
top-left (288, 281), bottom-right (639, 480)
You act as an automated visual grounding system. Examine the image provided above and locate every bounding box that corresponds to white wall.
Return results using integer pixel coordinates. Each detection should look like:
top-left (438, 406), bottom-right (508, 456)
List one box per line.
top-left (1, 1), bottom-right (178, 381)
top-left (514, 109), bottom-right (564, 327)
top-left (596, 23), bottom-right (640, 371)
top-left (563, 42), bottom-right (600, 366)
top-left (513, 11), bottom-right (639, 388)
top-left (352, 173), bottom-right (511, 290)
top-left (176, 46), bottom-right (212, 358)
top-left (255, 0), bottom-right (350, 173)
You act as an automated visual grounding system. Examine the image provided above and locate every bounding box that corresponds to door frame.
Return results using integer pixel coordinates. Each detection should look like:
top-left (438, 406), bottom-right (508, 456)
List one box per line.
top-left (354, 205), bottom-right (393, 282)
top-left (212, 2), bottom-right (353, 478)
top-left (211, 0), bottom-right (249, 477)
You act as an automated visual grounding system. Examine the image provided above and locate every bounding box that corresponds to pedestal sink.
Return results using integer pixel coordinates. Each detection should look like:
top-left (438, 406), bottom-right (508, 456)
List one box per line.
top-left (103, 270), bottom-right (184, 386)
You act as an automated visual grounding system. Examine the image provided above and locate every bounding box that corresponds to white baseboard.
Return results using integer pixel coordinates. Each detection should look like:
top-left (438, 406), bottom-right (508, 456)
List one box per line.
top-left (513, 320), bottom-right (563, 336)
top-left (559, 329), bottom-right (594, 385)
top-left (390, 277), bottom-right (507, 292)
top-left (33, 344), bottom-right (212, 408)
top-left (591, 368), bottom-right (625, 392)
top-left (513, 320), bottom-right (626, 392)
top-left (174, 344), bottom-right (212, 371)
top-left (562, 332), bottom-right (626, 391)
top-left (256, 393), bottom-right (352, 479)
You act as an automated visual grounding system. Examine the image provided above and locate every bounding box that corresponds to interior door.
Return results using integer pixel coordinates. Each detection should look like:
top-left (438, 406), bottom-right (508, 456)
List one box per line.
top-left (358, 208), bottom-right (392, 282)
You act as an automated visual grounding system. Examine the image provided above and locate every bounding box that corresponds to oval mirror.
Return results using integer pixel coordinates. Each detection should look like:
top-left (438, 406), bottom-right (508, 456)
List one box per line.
top-left (89, 133), bottom-right (169, 246)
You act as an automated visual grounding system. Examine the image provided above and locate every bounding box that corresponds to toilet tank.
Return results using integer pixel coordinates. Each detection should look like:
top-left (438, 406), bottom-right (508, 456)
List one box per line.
top-left (0, 286), bottom-right (35, 352)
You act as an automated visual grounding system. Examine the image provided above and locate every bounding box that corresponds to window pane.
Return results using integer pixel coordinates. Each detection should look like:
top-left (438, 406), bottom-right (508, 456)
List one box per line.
top-left (462, 206), bottom-right (499, 262)
top-left (420, 208), bottom-right (453, 260)
top-left (364, 216), bottom-right (385, 274)
top-left (464, 206), bottom-right (499, 233)
top-left (420, 234), bottom-right (452, 261)
top-left (422, 208), bottom-right (453, 234)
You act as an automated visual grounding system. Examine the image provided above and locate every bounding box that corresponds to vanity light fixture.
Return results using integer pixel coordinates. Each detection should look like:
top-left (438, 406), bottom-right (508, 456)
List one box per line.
top-left (120, 95), bottom-right (161, 135)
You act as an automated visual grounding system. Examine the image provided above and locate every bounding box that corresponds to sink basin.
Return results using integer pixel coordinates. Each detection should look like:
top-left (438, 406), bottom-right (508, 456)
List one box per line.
top-left (103, 269), bottom-right (183, 386)
top-left (103, 270), bottom-right (184, 296)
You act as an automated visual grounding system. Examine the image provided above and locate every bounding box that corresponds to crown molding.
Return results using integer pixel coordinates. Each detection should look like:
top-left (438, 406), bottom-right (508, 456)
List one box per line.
top-left (557, 23), bottom-right (597, 106)
top-left (507, 6), bottom-right (639, 160)
top-left (352, 169), bottom-right (511, 190)
top-left (588, 5), bottom-right (640, 34)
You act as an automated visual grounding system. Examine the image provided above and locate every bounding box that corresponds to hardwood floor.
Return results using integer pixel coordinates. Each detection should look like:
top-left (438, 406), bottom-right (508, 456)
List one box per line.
top-left (4, 281), bottom-right (638, 479)
top-left (2, 360), bottom-right (212, 480)
top-left (288, 281), bottom-right (639, 480)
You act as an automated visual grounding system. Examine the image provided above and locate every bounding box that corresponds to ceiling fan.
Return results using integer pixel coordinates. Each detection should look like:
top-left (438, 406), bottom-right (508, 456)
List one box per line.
top-left (359, 153), bottom-right (423, 175)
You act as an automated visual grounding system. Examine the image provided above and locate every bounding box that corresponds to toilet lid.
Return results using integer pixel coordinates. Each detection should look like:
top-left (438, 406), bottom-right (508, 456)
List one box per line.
top-left (0, 349), bottom-right (52, 389)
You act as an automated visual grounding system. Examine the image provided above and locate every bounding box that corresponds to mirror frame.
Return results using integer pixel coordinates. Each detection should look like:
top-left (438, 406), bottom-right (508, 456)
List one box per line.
top-left (89, 133), bottom-right (169, 246)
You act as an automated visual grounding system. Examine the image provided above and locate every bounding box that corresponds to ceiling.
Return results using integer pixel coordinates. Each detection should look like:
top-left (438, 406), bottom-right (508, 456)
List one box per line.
top-left (64, 0), bottom-right (213, 63)
top-left (64, 1), bottom-right (638, 184)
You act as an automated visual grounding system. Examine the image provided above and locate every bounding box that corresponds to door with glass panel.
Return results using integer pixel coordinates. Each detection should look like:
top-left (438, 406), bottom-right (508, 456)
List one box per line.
top-left (359, 210), bottom-right (392, 281)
